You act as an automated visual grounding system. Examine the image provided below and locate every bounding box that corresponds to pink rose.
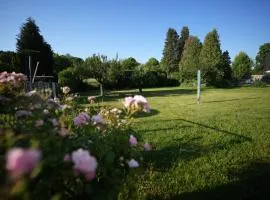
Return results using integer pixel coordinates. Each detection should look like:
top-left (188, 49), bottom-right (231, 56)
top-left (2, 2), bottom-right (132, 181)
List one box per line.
top-left (129, 135), bottom-right (137, 146)
top-left (74, 112), bottom-right (90, 126)
top-left (133, 95), bottom-right (150, 112)
top-left (144, 143), bottom-right (152, 151)
top-left (71, 149), bottom-right (98, 181)
top-left (6, 148), bottom-right (41, 179)
top-left (91, 114), bottom-right (106, 125)
top-left (123, 97), bottom-right (135, 108)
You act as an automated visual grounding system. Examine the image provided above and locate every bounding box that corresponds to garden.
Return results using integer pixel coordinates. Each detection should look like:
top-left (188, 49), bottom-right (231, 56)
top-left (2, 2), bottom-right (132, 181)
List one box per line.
top-left (1, 71), bottom-right (270, 199)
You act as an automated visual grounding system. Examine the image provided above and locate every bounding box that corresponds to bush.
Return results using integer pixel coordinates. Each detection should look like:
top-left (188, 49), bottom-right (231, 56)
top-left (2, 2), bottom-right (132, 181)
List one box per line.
top-left (58, 67), bottom-right (88, 92)
top-left (0, 83), bottom-right (153, 199)
top-left (252, 80), bottom-right (267, 87)
top-left (165, 78), bottom-right (180, 87)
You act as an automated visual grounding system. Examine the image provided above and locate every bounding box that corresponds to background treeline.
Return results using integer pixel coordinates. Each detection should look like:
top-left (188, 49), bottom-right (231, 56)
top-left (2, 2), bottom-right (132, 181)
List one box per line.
top-left (1, 18), bottom-right (270, 92)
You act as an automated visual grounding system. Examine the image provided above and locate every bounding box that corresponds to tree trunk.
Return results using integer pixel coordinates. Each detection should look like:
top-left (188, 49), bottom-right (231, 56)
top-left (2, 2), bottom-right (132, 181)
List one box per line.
top-left (100, 83), bottom-right (104, 97)
top-left (139, 86), bottom-right (142, 93)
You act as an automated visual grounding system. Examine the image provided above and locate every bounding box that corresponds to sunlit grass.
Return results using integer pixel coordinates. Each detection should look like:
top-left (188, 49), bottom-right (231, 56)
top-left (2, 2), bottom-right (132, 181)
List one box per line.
top-left (81, 86), bottom-right (270, 199)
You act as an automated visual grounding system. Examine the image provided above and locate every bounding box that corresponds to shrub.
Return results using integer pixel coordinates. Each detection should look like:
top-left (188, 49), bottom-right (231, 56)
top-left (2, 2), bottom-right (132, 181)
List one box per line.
top-left (0, 71), bottom-right (27, 97)
top-left (252, 80), bottom-right (267, 87)
top-left (0, 82), bottom-right (153, 199)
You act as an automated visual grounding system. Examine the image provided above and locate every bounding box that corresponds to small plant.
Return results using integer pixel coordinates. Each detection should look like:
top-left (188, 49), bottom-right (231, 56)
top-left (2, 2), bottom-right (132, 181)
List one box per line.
top-left (252, 79), bottom-right (267, 87)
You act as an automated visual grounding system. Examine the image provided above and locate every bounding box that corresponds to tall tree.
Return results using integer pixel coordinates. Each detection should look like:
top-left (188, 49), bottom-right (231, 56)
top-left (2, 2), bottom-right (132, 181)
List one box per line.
top-left (255, 43), bottom-right (270, 73)
top-left (16, 17), bottom-right (54, 77)
top-left (179, 36), bottom-right (202, 82)
top-left (84, 54), bottom-right (110, 96)
top-left (178, 26), bottom-right (190, 60)
top-left (232, 52), bottom-right (252, 81)
top-left (161, 28), bottom-right (180, 77)
top-left (199, 29), bottom-right (223, 86)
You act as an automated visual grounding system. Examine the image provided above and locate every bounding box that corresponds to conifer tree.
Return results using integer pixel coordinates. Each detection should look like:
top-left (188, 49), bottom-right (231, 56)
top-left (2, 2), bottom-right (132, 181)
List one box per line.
top-left (16, 17), bottom-right (54, 76)
top-left (199, 29), bottom-right (223, 85)
top-left (179, 36), bottom-right (201, 82)
top-left (161, 28), bottom-right (180, 77)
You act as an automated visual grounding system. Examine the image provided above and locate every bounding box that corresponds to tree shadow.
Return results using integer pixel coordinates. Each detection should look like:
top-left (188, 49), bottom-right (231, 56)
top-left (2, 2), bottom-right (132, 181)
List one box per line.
top-left (187, 97), bottom-right (260, 105)
top-left (149, 118), bottom-right (252, 142)
top-left (136, 117), bottom-right (252, 172)
top-left (142, 136), bottom-right (204, 171)
top-left (80, 88), bottom-right (200, 103)
top-left (137, 125), bottom-right (192, 133)
top-left (142, 134), bottom-right (249, 172)
top-left (148, 161), bottom-right (270, 200)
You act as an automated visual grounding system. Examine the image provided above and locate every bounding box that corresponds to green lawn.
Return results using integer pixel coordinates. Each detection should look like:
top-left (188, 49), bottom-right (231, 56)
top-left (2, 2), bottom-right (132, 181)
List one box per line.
top-left (86, 86), bottom-right (270, 199)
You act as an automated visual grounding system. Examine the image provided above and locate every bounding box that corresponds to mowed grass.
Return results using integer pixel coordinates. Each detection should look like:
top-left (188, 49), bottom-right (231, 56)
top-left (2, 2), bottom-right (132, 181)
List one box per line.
top-left (83, 86), bottom-right (270, 199)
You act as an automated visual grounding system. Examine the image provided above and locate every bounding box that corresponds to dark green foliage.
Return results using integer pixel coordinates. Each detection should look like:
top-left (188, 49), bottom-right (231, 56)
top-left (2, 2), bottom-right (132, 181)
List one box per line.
top-left (252, 79), bottom-right (267, 87)
top-left (199, 29), bottom-right (223, 86)
top-left (84, 54), bottom-right (110, 84)
top-left (121, 57), bottom-right (139, 70)
top-left (161, 28), bottom-right (180, 76)
top-left (261, 73), bottom-right (270, 84)
top-left (232, 52), bottom-right (252, 81)
top-left (53, 54), bottom-right (73, 73)
top-left (143, 57), bottom-right (160, 72)
top-left (255, 43), bottom-right (270, 73)
top-left (53, 53), bottom-right (84, 76)
top-left (0, 51), bottom-right (20, 72)
top-left (58, 67), bottom-right (81, 91)
top-left (105, 59), bottom-right (125, 88)
top-left (178, 26), bottom-right (190, 59)
top-left (214, 50), bottom-right (233, 87)
top-left (16, 17), bottom-right (54, 76)
top-left (179, 36), bottom-right (202, 82)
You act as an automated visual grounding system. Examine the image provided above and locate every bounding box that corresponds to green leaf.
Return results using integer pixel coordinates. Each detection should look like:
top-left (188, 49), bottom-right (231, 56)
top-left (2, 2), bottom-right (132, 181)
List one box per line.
top-left (104, 151), bottom-right (116, 166)
top-left (10, 179), bottom-right (27, 196)
top-left (51, 193), bottom-right (62, 200)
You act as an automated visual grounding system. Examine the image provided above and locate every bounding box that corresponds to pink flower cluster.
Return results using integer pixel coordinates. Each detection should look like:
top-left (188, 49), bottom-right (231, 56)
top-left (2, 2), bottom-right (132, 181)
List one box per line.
top-left (0, 71), bottom-right (27, 84)
top-left (91, 114), bottom-right (106, 125)
top-left (123, 95), bottom-right (150, 113)
top-left (71, 149), bottom-right (98, 181)
top-left (6, 148), bottom-right (41, 179)
top-left (88, 96), bottom-right (96, 104)
top-left (74, 112), bottom-right (90, 126)
top-left (129, 135), bottom-right (138, 146)
top-left (92, 114), bottom-right (106, 131)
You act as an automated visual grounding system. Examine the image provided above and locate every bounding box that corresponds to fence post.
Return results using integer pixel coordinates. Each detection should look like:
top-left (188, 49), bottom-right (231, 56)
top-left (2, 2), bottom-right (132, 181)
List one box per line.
top-left (52, 82), bottom-right (56, 98)
top-left (197, 70), bottom-right (201, 104)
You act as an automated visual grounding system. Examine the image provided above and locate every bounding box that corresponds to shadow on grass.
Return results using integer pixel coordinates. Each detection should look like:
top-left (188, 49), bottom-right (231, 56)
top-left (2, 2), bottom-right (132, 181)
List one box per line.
top-left (137, 125), bottom-right (192, 133)
top-left (137, 118), bottom-right (252, 172)
top-left (148, 118), bottom-right (252, 142)
top-left (142, 134), bottom-right (249, 172)
top-left (112, 88), bottom-right (198, 98)
top-left (186, 97), bottom-right (260, 105)
top-left (142, 136), bottom-right (204, 171)
top-left (133, 109), bottom-right (160, 118)
top-left (147, 161), bottom-right (270, 200)
top-left (78, 88), bottom-right (200, 103)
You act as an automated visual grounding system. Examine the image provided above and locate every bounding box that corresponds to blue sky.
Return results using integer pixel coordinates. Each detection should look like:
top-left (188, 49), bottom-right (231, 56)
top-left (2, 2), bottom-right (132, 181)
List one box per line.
top-left (1, 0), bottom-right (270, 63)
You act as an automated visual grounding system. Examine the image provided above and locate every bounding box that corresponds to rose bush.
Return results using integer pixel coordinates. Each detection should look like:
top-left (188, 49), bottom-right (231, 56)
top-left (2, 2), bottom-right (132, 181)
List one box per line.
top-left (0, 78), bottom-right (153, 199)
